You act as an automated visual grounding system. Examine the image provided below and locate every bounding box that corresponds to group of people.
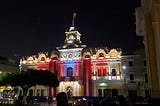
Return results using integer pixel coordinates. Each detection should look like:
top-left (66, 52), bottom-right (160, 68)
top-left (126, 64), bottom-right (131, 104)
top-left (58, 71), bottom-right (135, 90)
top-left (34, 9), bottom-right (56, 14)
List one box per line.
top-left (56, 92), bottom-right (134, 106)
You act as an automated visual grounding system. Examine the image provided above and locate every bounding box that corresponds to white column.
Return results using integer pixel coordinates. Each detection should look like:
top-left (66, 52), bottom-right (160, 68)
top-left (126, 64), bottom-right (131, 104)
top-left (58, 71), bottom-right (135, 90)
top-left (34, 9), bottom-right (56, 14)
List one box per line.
top-left (77, 84), bottom-right (80, 96)
top-left (44, 88), bottom-right (48, 96)
top-left (93, 84), bottom-right (97, 96)
top-left (93, 62), bottom-right (96, 75)
top-left (108, 63), bottom-right (111, 75)
top-left (63, 83), bottom-right (65, 92)
top-left (86, 61), bottom-right (89, 96)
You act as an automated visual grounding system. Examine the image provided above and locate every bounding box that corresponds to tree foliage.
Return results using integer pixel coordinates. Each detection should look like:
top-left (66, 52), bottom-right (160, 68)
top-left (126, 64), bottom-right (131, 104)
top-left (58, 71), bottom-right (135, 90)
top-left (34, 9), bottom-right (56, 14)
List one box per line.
top-left (0, 69), bottom-right (59, 104)
top-left (0, 69), bottom-right (59, 89)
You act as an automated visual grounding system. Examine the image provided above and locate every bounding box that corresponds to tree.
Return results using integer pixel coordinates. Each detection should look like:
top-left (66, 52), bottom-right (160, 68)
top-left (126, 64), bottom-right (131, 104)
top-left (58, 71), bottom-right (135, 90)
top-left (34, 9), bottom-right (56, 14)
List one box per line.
top-left (0, 69), bottom-right (59, 104)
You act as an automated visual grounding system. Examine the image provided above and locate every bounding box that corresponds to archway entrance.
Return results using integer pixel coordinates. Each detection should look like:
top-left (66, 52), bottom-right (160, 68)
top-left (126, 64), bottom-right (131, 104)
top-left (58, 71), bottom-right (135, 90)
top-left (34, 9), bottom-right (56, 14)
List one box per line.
top-left (66, 86), bottom-right (73, 99)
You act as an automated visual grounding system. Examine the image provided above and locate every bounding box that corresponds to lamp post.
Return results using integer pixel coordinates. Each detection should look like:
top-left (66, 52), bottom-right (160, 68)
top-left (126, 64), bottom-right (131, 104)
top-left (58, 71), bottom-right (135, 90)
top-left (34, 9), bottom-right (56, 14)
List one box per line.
top-left (122, 65), bottom-right (128, 96)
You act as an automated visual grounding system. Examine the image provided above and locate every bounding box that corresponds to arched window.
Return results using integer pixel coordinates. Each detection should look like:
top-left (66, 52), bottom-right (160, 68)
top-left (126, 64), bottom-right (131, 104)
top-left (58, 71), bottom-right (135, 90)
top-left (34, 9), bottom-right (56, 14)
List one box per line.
top-left (41, 57), bottom-right (45, 61)
top-left (99, 53), bottom-right (104, 57)
top-left (52, 57), bottom-right (58, 60)
top-left (112, 69), bottom-right (116, 76)
top-left (67, 67), bottom-right (73, 77)
top-left (85, 55), bottom-right (90, 58)
top-left (66, 86), bottom-right (73, 99)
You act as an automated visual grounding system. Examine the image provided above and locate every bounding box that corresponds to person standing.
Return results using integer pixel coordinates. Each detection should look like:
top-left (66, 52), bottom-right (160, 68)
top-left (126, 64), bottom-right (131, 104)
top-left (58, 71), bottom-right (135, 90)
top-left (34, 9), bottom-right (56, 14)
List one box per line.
top-left (56, 92), bottom-right (69, 106)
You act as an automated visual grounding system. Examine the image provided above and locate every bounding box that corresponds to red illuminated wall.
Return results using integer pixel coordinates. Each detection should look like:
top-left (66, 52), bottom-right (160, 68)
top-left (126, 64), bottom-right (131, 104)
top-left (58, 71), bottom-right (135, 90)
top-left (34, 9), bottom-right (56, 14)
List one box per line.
top-left (88, 59), bottom-right (92, 96)
top-left (48, 60), bottom-right (58, 97)
top-left (95, 59), bottom-right (108, 76)
top-left (75, 61), bottom-right (79, 76)
top-left (83, 59), bottom-right (86, 96)
top-left (83, 59), bottom-right (92, 96)
top-left (36, 62), bottom-right (49, 70)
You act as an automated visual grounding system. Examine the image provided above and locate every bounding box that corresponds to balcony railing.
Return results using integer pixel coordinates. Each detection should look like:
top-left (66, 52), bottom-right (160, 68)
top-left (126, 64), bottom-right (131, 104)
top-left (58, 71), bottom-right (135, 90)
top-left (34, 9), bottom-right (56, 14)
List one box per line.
top-left (60, 76), bottom-right (79, 81)
top-left (92, 76), bottom-right (121, 80)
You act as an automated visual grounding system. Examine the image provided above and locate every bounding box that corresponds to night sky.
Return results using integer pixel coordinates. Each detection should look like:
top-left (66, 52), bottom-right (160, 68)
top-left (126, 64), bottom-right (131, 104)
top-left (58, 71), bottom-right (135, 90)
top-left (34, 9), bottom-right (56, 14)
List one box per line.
top-left (0, 0), bottom-right (144, 58)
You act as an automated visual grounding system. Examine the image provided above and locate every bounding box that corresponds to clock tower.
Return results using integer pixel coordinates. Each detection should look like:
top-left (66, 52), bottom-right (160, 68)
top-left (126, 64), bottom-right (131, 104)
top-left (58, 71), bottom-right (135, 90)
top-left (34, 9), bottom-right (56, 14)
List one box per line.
top-left (55, 25), bottom-right (86, 96)
top-left (57, 26), bottom-right (86, 61)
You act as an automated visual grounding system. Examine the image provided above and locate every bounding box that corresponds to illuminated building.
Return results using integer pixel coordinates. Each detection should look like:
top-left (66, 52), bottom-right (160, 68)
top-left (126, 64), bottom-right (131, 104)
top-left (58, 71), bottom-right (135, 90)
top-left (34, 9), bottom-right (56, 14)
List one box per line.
top-left (19, 24), bottom-right (147, 98)
top-left (19, 25), bottom-right (123, 97)
top-left (135, 0), bottom-right (160, 98)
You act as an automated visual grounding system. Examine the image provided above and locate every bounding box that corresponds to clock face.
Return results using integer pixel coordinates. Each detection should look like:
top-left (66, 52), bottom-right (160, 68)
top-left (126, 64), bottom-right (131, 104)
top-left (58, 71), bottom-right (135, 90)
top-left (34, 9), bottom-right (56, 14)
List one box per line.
top-left (68, 53), bottom-right (73, 59)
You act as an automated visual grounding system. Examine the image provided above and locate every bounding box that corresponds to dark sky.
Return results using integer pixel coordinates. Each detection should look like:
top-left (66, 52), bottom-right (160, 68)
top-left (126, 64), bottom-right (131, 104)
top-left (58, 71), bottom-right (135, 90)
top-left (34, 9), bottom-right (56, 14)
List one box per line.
top-left (0, 0), bottom-right (144, 58)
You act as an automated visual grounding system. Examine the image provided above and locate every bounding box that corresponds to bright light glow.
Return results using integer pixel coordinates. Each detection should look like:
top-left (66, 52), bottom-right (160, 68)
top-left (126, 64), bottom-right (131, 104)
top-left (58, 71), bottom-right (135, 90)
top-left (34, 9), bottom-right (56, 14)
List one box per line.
top-left (68, 40), bottom-right (73, 43)
top-left (122, 66), bottom-right (126, 69)
top-left (59, 48), bottom-right (83, 52)
top-left (73, 81), bottom-right (78, 85)
top-left (92, 76), bottom-right (96, 80)
top-left (60, 82), bottom-right (64, 86)
top-left (22, 60), bottom-right (27, 64)
top-left (99, 83), bottom-right (107, 86)
top-left (28, 61), bottom-right (33, 64)
top-left (117, 76), bottom-right (121, 80)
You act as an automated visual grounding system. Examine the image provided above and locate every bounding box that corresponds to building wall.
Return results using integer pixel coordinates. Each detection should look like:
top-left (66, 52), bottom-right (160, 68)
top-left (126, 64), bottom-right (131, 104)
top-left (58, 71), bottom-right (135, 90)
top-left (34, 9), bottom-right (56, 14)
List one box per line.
top-left (19, 49), bottom-right (148, 98)
top-left (136, 0), bottom-right (160, 98)
top-left (121, 50), bottom-right (148, 98)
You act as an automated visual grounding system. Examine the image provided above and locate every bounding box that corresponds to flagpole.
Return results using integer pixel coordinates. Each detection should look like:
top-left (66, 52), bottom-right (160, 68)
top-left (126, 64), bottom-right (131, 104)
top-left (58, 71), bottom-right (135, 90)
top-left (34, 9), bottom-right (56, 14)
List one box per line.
top-left (72, 14), bottom-right (74, 27)
top-left (72, 12), bottom-right (76, 27)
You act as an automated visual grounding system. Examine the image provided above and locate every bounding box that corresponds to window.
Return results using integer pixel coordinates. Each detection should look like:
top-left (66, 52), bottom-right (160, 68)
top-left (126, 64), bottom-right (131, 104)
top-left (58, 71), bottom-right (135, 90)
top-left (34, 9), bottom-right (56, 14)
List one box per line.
top-left (145, 73), bottom-right (148, 83)
top-left (103, 68), bottom-right (106, 76)
top-left (99, 53), bottom-right (104, 58)
top-left (112, 69), bottom-right (116, 76)
top-left (103, 89), bottom-right (112, 98)
top-left (41, 57), bottom-right (45, 61)
top-left (98, 89), bottom-right (102, 97)
top-left (128, 61), bottom-right (133, 67)
top-left (85, 55), bottom-right (90, 58)
top-left (52, 57), bottom-right (58, 60)
top-left (67, 67), bottom-right (73, 77)
top-left (97, 68), bottom-right (101, 76)
top-left (130, 74), bottom-right (134, 81)
top-left (143, 60), bottom-right (146, 67)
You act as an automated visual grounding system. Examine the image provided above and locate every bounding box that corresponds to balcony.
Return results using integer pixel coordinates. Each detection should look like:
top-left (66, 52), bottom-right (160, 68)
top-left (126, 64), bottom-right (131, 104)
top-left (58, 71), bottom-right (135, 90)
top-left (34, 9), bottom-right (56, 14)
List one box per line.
top-left (60, 76), bottom-right (79, 81)
top-left (92, 76), bottom-right (121, 80)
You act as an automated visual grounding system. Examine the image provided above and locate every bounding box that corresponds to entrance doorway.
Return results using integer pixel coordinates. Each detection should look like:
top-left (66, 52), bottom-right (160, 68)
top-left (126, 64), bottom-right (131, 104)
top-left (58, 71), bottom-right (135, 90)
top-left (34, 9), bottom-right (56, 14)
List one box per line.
top-left (98, 89), bottom-right (118, 98)
top-left (66, 86), bottom-right (73, 99)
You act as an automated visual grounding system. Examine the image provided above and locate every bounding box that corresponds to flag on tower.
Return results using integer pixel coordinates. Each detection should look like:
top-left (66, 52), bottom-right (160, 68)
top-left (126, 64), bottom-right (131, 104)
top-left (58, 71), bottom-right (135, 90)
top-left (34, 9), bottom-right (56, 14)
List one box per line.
top-left (72, 12), bottom-right (77, 27)
top-left (73, 12), bottom-right (76, 20)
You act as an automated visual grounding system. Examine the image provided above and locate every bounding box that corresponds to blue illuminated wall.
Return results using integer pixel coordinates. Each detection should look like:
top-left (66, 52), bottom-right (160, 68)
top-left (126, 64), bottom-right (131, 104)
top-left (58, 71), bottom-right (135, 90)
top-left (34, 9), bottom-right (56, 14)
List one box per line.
top-left (64, 60), bottom-right (75, 76)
